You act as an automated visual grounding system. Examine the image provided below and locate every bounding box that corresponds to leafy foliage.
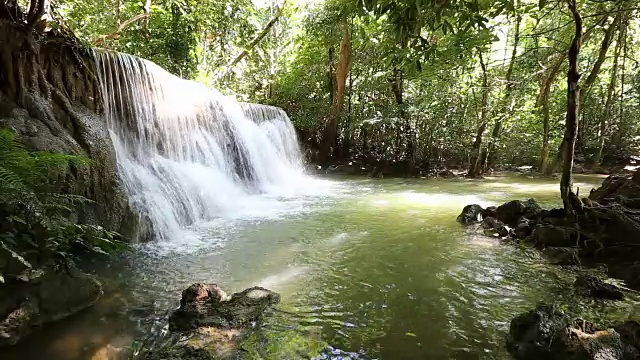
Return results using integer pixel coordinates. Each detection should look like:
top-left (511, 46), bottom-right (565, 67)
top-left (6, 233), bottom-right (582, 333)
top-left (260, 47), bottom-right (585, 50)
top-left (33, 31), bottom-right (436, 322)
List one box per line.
top-left (0, 130), bottom-right (126, 283)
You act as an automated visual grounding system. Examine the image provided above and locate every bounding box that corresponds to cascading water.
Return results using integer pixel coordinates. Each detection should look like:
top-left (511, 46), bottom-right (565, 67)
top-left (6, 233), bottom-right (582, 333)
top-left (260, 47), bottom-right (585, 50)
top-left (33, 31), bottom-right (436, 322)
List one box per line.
top-left (93, 51), bottom-right (312, 241)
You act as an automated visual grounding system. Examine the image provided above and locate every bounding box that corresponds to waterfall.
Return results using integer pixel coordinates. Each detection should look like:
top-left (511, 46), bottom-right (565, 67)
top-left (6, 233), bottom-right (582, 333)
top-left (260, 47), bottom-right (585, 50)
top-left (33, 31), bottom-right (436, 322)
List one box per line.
top-left (93, 51), bottom-right (307, 240)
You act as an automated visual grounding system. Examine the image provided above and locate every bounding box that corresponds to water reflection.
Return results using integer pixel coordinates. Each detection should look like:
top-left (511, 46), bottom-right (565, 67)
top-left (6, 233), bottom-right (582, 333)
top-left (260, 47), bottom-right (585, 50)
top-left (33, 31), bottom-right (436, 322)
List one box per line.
top-left (3, 174), bottom-right (638, 360)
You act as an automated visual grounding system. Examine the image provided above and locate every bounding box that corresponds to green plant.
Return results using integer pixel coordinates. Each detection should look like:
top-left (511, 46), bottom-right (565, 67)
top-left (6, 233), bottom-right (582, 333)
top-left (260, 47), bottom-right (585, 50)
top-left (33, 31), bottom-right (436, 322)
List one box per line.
top-left (0, 129), bottom-right (127, 283)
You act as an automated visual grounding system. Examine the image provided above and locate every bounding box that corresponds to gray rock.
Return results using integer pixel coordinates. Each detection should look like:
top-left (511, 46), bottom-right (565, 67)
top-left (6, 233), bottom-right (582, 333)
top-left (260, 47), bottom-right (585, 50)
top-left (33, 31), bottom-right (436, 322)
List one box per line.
top-left (169, 284), bottom-right (280, 331)
top-left (457, 204), bottom-right (484, 225)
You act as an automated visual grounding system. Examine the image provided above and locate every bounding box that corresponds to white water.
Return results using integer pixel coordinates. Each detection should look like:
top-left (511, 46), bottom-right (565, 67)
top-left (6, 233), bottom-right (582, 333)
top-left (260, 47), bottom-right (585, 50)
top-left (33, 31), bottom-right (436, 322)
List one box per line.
top-left (93, 51), bottom-right (327, 243)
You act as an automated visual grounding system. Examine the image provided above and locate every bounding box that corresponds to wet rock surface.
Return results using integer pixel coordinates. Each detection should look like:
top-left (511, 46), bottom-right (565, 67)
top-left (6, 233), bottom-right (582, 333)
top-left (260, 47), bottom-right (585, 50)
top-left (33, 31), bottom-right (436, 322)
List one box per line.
top-left (458, 169), bottom-right (640, 291)
top-left (456, 204), bottom-right (485, 225)
top-left (574, 274), bottom-right (625, 301)
top-left (542, 247), bottom-right (580, 266)
top-left (140, 284), bottom-right (280, 360)
top-left (0, 268), bottom-right (102, 347)
top-left (507, 304), bottom-right (639, 360)
top-left (496, 199), bottom-right (542, 226)
top-left (531, 224), bottom-right (578, 248)
top-left (169, 283), bottom-right (281, 331)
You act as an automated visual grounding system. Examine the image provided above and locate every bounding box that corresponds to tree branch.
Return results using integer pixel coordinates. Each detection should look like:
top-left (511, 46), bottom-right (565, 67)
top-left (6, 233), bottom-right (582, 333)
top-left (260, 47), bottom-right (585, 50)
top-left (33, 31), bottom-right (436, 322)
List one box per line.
top-left (225, 7), bottom-right (283, 71)
top-left (94, 13), bottom-right (150, 45)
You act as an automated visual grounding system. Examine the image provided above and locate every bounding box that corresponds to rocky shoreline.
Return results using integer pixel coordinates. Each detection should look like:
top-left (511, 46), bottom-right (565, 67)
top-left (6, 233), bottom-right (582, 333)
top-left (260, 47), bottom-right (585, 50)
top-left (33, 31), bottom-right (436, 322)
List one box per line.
top-left (458, 169), bottom-right (640, 359)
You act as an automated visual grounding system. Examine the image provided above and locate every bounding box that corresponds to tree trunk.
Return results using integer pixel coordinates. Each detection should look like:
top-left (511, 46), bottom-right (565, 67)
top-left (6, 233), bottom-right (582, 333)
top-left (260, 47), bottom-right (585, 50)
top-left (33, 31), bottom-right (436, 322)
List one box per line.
top-left (548, 14), bottom-right (618, 175)
top-left (467, 49), bottom-right (490, 178)
top-left (226, 7), bottom-right (283, 70)
top-left (484, 13), bottom-right (521, 170)
top-left (319, 22), bottom-right (350, 162)
top-left (561, 0), bottom-right (582, 215)
top-left (27, 0), bottom-right (49, 31)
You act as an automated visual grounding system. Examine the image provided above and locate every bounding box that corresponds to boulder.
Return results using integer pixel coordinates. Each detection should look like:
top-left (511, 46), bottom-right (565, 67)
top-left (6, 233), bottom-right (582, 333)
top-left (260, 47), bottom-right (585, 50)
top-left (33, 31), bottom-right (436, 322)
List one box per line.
top-left (0, 269), bottom-right (102, 347)
top-left (608, 262), bottom-right (640, 291)
top-left (481, 217), bottom-right (501, 229)
top-left (515, 217), bottom-right (533, 239)
top-left (574, 274), bottom-right (625, 301)
top-left (531, 225), bottom-right (578, 248)
top-left (483, 206), bottom-right (498, 219)
top-left (542, 247), bottom-right (580, 266)
top-left (507, 304), bottom-right (639, 360)
top-left (169, 284), bottom-right (280, 331)
top-left (613, 321), bottom-right (640, 352)
top-left (496, 199), bottom-right (542, 226)
top-left (456, 204), bottom-right (484, 225)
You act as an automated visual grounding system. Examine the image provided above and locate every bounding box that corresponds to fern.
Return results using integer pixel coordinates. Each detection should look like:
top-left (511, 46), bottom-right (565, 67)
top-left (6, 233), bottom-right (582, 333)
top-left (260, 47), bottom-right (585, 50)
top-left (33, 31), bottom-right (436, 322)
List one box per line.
top-left (0, 129), bottom-right (126, 280)
top-left (0, 165), bottom-right (27, 190)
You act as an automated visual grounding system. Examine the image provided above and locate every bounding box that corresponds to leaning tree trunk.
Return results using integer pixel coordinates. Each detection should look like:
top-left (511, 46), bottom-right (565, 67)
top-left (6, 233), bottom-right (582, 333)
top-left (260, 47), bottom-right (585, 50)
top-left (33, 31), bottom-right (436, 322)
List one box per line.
top-left (467, 49), bottom-right (490, 178)
top-left (483, 12), bottom-right (521, 171)
top-left (561, 0), bottom-right (582, 215)
top-left (319, 21), bottom-right (350, 162)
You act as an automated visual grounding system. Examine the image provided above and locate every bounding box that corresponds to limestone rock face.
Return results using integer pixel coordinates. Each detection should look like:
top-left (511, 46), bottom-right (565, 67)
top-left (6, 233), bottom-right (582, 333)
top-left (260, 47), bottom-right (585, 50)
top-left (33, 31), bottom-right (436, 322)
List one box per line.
top-left (0, 20), bottom-right (141, 239)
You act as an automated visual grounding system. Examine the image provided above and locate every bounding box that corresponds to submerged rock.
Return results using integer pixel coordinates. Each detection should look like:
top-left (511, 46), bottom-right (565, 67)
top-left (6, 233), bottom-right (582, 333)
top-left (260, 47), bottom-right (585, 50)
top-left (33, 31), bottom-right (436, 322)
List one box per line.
top-left (0, 269), bottom-right (102, 347)
top-left (169, 284), bottom-right (280, 331)
top-left (574, 274), bottom-right (625, 301)
top-left (456, 204), bottom-right (484, 225)
top-left (507, 304), bottom-right (639, 360)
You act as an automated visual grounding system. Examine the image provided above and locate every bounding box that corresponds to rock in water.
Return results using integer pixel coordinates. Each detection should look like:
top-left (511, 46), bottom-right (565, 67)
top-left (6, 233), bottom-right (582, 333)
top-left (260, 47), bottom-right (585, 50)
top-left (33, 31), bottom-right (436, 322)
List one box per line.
top-left (574, 274), bottom-right (625, 301)
top-left (496, 199), bottom-right (541, 226)
top-left (483, 206), bottom-right (498, 219)
top-left (169, 284), bottom-right (280, 331)
top-left (542, 247), bottom-right (580, 266)
top-left (0, 269), bottom-right (102, 347)
top-left (531, 225), bottom-right (578, 248)
top-left (507, 304), bottom-right (639, 360)
top-left (507, 304), bottom-right (571, 359)
top-left (456, 204), bottom-right (484, 225)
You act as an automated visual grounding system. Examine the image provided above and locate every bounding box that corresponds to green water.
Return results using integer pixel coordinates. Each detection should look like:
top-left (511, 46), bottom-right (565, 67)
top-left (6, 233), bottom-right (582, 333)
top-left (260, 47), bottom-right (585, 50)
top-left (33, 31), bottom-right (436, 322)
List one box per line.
top-left (3, 173), bottom-right (639, 359)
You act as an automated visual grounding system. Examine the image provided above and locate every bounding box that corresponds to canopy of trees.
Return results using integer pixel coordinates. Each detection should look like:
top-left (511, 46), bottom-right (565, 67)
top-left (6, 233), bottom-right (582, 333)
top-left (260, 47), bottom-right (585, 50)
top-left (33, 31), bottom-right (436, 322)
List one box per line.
top-left (5, 0), bottom-right (640, 189)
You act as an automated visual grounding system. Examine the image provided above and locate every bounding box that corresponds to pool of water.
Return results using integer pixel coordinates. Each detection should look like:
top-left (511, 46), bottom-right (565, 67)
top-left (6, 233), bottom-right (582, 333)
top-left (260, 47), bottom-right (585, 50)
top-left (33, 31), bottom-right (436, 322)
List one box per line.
top-left (3, 173), bottom-right (639, 359)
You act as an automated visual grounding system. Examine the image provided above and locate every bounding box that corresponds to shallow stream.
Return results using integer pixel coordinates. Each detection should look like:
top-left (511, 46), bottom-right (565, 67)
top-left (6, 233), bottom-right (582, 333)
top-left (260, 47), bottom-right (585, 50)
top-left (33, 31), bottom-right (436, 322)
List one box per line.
top-left (3, 173), bottom-right (639, 360)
